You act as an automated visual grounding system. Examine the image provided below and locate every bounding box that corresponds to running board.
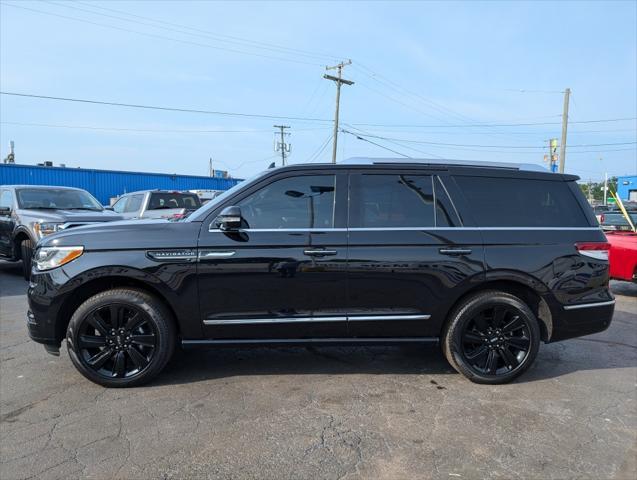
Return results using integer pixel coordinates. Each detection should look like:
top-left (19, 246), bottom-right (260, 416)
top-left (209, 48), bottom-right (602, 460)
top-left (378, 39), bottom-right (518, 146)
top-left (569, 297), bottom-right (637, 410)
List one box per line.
top-left (181, 337), bottom-right (439, 348)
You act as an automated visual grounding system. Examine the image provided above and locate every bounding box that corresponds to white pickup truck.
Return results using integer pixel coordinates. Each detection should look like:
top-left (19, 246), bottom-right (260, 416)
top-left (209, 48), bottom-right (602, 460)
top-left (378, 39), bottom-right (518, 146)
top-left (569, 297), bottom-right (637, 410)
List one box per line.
top-left (108, 190), bottom-right (202, 220)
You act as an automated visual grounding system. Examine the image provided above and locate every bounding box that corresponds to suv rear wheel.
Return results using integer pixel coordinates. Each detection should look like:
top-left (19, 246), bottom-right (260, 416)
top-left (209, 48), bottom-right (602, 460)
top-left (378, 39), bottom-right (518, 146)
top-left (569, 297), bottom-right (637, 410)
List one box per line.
top-left (442, 291), bottom-right (540, 384)
top-left (66, 288), bottom-right (176, 387)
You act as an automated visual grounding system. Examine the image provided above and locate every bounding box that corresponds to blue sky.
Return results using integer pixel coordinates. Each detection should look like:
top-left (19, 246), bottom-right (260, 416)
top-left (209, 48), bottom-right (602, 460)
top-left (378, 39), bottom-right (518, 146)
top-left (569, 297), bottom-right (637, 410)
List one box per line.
top-left (1, 0), bottom-right (635, 181)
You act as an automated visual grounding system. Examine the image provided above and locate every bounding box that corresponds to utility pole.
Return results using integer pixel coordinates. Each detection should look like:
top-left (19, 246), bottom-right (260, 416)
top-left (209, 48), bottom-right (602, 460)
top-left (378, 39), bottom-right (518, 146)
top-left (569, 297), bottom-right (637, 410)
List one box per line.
top-left (324, 60), bottom-right (354, 163)
top-left (558, 88), bottom-right (571, 174)
top-left (3, 141), bottom-right (15, 164)
top-left (209, 157), bottom-right (213, 177)
top-left (603, 170), bottom-right (608, 206)
top-left (273, 125), bottom-right (291, 166)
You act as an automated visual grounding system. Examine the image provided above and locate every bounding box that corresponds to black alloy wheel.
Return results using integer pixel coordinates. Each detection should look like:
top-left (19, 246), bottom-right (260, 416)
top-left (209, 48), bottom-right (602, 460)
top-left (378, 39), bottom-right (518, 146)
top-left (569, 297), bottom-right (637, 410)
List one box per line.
top-left (443, 291), bottom-right (540, 384)
top-left (460, 305), bottom-right (531, 376)
top-left (77, 303), bottom-right (157, 379)
top-left (67, 289), bottom-right (175, 387)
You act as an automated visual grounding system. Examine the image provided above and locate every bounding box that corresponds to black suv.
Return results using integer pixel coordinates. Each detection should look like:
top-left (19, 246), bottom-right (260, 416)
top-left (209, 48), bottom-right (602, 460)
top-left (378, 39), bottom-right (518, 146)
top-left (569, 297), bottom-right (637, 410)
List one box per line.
top-left (26, 159), bottom-right (614, 387)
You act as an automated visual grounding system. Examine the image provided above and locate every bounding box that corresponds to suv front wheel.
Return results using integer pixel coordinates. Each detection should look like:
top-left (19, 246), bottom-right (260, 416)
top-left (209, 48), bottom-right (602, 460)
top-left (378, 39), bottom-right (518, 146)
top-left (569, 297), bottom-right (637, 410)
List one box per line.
top-left (442, 291), bottom-right (540, 384)
top-left (66, 288), bottom-right (176, 387)
top-left (20, 238), bottom-right (34, 280)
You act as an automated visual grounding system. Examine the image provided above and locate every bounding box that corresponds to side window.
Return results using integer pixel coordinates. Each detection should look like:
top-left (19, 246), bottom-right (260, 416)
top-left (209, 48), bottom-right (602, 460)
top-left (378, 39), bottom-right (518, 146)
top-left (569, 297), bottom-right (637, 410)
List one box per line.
top-left (0, 189), bottom-right (13, 209)
top-left (112, 196), bottom-right (128, 213)
top-left (350, 174), bottom-right (436, 228)
top-left (237, 175), bottom-right (336, 229)
top-left (453, 176), bottom-right (590, 227)
top-left (125, 194), bottom-right (144, 213)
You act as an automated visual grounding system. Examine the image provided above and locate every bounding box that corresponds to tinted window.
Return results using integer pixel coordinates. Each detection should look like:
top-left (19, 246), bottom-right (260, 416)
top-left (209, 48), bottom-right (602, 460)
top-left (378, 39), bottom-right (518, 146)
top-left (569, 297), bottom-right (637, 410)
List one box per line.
top-left (112, 196), bottom-right (128, 213)
top-left (124, 194), bottom-right (144, 213)
top-left (0, 190), bottom-right (12, 209)
top-left (237, 175), bottom-right (335, 229)
top-left (454, 176), bottom-right (589, 227)
top-left (148, 193), bottom-right (201, 210)
top-left (350, 174), bottom-right (439, 228)
top-left (16, 189), bottom-right (102, 210)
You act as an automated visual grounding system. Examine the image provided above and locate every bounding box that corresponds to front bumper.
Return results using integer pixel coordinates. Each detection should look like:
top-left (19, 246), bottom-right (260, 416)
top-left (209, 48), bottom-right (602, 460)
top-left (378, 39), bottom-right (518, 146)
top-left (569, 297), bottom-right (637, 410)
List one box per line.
top-left (26, 269), bottom-right (71, 349)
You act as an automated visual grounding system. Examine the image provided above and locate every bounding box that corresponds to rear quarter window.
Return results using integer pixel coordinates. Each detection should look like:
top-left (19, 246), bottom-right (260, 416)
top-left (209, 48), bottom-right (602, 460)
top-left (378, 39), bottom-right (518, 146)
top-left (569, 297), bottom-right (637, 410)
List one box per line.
top-left (453, 176), bottom-right (590, 227)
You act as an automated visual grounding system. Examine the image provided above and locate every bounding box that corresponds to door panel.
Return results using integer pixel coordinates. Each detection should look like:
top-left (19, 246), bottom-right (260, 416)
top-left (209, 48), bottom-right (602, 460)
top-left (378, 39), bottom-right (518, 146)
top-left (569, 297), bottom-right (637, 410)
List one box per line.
top-left (346, 171), bottom-right (485, 337)
top-left (197, 172), bottom-right (348, 339)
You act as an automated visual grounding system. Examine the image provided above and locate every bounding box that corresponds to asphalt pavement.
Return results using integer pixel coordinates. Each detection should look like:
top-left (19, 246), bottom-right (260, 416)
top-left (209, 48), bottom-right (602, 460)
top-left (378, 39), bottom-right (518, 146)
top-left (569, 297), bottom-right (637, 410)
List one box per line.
top-left (1, 260), bottom-right (635, 479)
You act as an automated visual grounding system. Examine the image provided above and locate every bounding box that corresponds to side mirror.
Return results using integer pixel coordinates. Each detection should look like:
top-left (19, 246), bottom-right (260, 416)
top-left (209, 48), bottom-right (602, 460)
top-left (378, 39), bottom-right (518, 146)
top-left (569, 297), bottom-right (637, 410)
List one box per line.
top-left (0, 206), bottom-right (11, 216)
top-left (215, 206), bottom-right (242, 231)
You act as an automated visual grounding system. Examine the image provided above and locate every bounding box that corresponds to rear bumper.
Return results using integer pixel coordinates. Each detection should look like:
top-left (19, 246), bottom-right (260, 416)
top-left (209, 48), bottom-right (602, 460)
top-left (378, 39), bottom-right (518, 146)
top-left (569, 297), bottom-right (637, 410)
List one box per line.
top-left (549, 300), bottom-right (615, 342)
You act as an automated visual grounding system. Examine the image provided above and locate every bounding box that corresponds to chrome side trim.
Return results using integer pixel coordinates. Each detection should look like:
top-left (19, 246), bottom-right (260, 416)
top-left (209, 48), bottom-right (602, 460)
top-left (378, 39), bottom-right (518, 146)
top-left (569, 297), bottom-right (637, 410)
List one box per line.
top-left (183, 337), bottom-right (439, 347)
top-left (209, 227), bottom-right (347, 232)
top-left (199, 251), bottom-right (236, 259)
top-left (203, 314), bottom-right (431, 325)
top-left (348, 314), bottom-right (431, 321)
top-left (204, 316), bottom-right (347, 325)
top-left (563, 300), bottom-right (616, 310)
top-left (208, 227), bottom-right (601, 232)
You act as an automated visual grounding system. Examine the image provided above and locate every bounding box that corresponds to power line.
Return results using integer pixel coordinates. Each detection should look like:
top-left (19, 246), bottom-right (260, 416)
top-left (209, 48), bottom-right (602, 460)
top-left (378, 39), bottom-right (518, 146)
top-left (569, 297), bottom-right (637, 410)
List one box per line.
top-left (349, 117), bottom-right (637, 128)
top-left (2, 91), bottom-right (635, 129)
top-left (0, 121), bottom-right (329, 134)
top-left (72, 0), bottom-right (339, 62)
top-left (2, 2), bottom-right (323, 67)
top-left (343, 124), bottom-right (444, 159)
top-left (307, 134), bottom-right (334, 162)
top-left (341, 129), bottom-right (411, 158)
top-left (0, 92), bottom-right (334, 122)
top-left (339, 131), bottom-right (636, 149)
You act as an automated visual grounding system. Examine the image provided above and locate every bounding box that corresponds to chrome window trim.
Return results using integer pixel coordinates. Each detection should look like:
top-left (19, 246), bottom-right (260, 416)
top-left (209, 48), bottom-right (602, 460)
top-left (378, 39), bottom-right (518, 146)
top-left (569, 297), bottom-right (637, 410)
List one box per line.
top-left (436, 176), bottom-right (463, 227)
top-left (208, 226), bottom-right (601, 233)
top-left (563, 300), bottom-right (615, 310)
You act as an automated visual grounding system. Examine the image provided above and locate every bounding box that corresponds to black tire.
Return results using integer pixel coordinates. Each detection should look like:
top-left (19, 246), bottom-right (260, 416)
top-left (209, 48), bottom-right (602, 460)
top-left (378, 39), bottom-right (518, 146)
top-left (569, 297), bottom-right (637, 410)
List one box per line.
top-left (442, 290), bottom-right (540, 384)
top-left (20, 239), bottom-right (34, 280)
top-left (66, 288), bottom-right (176, 388)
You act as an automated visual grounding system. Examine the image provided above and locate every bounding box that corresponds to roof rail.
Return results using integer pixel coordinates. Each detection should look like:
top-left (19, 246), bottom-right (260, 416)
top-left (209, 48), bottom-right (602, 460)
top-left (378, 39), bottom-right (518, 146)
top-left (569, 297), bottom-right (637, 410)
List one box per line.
top-left (340, 157), bottom-right (547, 172)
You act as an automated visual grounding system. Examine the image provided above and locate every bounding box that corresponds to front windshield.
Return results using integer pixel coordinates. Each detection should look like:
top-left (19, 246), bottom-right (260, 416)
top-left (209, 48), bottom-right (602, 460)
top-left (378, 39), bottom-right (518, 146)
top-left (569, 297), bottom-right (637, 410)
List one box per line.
top-left (16, 188), bottom-right (103, 211)
top-left (186, 170), bottom-right (268, 221)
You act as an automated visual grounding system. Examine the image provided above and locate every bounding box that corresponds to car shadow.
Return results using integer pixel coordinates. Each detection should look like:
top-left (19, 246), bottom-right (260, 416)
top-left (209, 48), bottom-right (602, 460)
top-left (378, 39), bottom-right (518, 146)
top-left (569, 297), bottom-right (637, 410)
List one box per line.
top-left (149, 335), bottom-right (636, 388)
top-left (0, 260), bottom-right (27, 297)
top-left (154, 344), bottom-right (457, 387)
top-left (611, 280), bottom-right (637, 297)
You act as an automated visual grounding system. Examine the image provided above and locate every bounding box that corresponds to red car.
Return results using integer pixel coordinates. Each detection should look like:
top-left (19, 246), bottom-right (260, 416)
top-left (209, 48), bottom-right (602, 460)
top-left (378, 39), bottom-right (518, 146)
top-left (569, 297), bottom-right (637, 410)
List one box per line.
top-left (606, 231), bottom-right (637, 282)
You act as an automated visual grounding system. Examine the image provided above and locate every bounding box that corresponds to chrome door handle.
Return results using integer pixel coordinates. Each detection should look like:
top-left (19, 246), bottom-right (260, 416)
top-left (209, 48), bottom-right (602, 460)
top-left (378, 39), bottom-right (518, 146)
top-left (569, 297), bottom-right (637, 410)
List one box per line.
top-left (439, 248), bottom-right (472, 256)
top-left (304, 249), bottom-right (337, 257)
top-left (199, 251), bottom-right (236, 259)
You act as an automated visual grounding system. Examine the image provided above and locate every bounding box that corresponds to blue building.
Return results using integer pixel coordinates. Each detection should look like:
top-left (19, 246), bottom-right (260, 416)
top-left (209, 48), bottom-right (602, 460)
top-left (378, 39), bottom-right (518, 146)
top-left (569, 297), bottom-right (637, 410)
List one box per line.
top-left (617, 175), bottom-right (637, 202)
top-left (0, 163), bottom-right (241, 205)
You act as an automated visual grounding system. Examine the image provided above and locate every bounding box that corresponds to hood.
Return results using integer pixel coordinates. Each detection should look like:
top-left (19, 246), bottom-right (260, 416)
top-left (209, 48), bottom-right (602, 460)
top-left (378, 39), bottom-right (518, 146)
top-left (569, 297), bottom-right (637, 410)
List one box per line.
top-left (19, 208), bottom-right (124, 223)
top-left (40, 218), bottom-right (202, 251)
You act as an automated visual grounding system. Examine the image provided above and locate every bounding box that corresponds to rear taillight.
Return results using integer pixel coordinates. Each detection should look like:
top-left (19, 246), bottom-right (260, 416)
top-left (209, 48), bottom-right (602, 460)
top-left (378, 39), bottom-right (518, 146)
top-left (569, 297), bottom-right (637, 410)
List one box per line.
top-left (600, 214), bottom-right (605, 223)
top-left (575, 242), bottom-right (610, 260)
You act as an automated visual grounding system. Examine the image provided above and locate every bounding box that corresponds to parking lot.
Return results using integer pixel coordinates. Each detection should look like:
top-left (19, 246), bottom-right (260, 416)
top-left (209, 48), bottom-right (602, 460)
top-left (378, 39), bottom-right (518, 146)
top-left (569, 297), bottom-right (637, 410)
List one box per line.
top-left (0, 260), bottom-right (635, 480)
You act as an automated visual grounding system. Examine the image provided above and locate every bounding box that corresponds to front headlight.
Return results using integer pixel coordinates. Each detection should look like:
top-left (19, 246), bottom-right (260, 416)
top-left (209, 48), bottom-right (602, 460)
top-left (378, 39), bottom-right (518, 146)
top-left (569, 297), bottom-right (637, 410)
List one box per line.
top-left (34, 246), bottom-right (84, 271)
top-left (33, 222), bottom-right (64, 238)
